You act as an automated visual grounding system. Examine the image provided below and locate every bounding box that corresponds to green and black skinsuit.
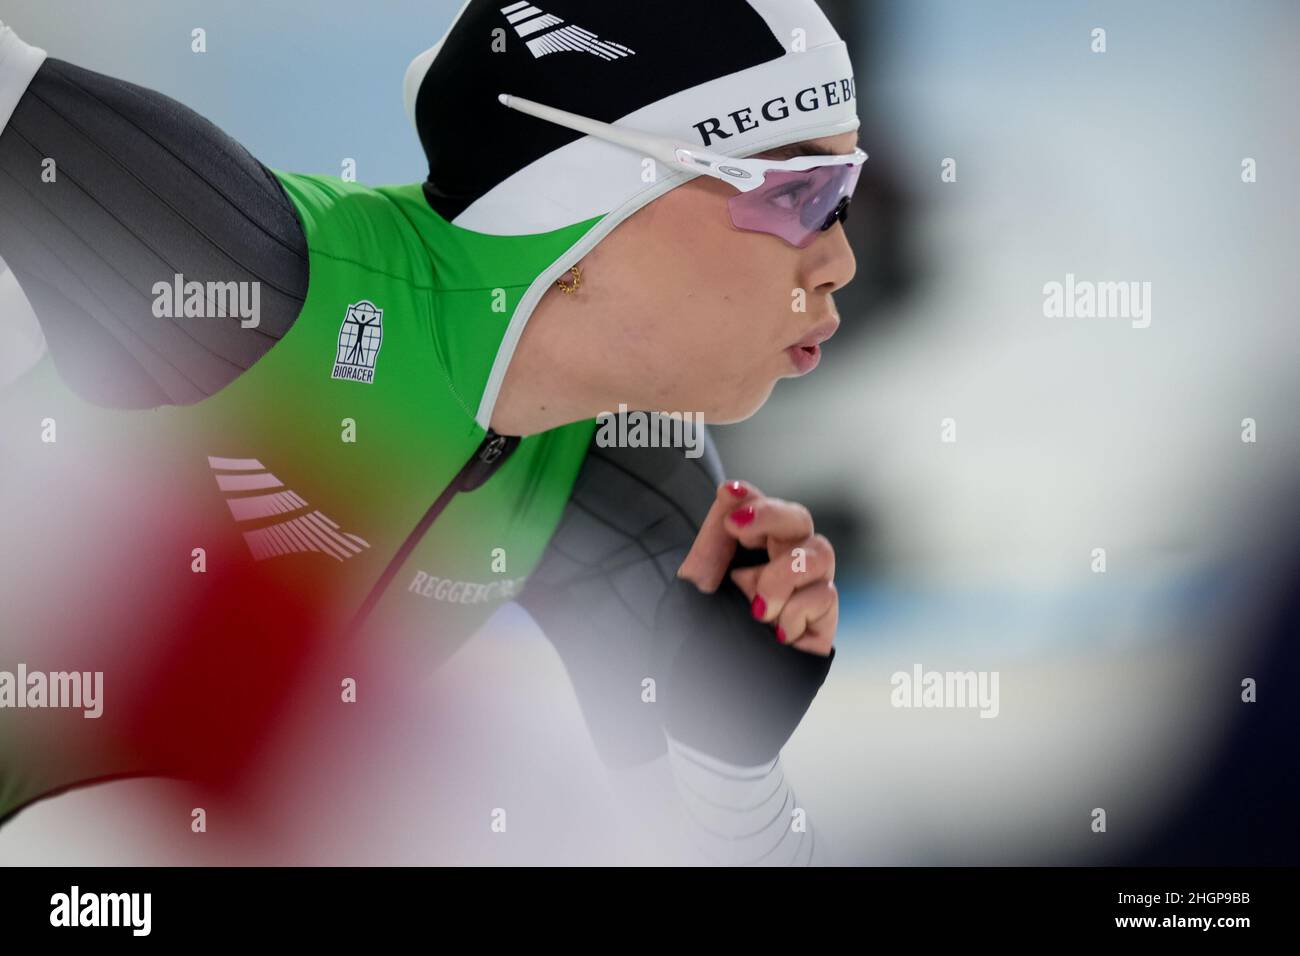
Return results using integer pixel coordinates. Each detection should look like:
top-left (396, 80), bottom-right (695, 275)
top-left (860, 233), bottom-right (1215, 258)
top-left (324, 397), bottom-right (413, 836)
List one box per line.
top-left (0, 2), bottom-right (858, 861)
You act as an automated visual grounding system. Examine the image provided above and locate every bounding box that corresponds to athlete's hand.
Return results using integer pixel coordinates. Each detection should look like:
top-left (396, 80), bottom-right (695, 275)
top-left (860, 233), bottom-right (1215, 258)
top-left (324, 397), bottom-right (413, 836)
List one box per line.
top-left (675, 480), bottom-right (837, 657)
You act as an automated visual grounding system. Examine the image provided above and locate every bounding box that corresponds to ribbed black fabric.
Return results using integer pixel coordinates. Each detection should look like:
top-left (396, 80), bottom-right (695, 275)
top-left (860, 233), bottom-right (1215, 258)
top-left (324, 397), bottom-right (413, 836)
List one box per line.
top-left (0, 58), bottom-right (308, 408)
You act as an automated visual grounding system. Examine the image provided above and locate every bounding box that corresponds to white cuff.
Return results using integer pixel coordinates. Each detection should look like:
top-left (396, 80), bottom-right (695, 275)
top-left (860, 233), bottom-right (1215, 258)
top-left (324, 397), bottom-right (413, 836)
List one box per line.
top-left (0, 20), bottom-right (47, 136)
top-left (665, 734), bottom-right (817, 865)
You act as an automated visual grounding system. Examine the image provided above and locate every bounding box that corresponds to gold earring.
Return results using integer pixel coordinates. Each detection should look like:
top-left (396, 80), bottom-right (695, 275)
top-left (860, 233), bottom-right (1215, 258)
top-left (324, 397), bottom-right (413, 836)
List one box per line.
top-left (555, 265), bottom-right (582, 295)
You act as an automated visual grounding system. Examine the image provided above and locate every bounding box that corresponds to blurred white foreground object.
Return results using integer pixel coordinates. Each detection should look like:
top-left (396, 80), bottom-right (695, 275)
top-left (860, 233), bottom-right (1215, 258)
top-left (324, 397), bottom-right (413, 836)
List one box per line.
top-left (0, 259), bottom-right (46, 386)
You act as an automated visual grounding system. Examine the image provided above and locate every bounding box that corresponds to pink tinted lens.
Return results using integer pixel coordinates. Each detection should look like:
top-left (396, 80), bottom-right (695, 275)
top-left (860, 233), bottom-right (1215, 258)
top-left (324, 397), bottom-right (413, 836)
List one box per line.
top-left (728, 162), bottom-right (863, 248)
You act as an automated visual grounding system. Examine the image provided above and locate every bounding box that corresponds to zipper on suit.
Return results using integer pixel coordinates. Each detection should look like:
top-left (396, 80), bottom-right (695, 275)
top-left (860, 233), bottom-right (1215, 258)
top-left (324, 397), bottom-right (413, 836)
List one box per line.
top-left (347, 428), bottom-right (521, 634)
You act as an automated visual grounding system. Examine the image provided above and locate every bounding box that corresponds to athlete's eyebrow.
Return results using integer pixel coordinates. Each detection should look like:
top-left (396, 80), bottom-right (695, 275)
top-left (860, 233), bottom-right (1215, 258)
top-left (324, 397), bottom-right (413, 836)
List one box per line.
top-left (754, 140), bottom-right (859, 160)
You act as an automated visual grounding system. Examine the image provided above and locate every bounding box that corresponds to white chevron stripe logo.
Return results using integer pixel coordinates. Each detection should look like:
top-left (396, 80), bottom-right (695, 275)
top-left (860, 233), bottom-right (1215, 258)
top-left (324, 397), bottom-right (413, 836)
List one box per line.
top-left (500, 2), bottom-right (635, 60)
top-left (208, 457), bottom-right (370, 562)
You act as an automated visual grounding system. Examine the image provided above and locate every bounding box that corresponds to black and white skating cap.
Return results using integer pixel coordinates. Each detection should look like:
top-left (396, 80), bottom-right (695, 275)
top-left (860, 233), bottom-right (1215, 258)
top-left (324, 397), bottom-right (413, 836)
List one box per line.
top-left (404, 0), bottom-right (860, 235)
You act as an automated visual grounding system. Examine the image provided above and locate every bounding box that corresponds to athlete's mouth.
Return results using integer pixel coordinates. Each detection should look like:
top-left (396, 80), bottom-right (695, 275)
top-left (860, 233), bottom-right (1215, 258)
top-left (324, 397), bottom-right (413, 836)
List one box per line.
top-left (785, 317), bottom-right (840, 375)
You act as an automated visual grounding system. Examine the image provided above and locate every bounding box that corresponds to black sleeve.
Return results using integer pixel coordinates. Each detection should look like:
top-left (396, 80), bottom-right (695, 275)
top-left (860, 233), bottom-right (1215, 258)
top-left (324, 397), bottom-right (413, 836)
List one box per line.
top-left (517, 421), bottom-right (836, 769)
top-left (0, 57), bottom-right (307, 408)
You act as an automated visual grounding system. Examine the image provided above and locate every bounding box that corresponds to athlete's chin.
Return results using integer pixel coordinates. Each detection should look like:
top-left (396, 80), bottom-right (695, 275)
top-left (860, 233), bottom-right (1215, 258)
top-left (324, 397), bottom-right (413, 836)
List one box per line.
top-left (702, 381), bottom-right (778, 425)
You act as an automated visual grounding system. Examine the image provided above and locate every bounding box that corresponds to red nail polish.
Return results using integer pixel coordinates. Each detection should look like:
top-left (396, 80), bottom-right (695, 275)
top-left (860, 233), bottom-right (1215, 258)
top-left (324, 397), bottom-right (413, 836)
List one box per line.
top-left (775, 625), bottom-right (786, 644)
top-left (729, 505), bottom-right (755, 526)
top-left (751, 594), bottom-right (766, 619)
top-left (727, 480), bottom-right (746, 498)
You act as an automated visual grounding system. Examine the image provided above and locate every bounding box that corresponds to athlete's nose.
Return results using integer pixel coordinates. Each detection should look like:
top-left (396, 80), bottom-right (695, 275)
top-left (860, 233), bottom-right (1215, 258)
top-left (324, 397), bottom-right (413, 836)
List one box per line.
top-left (804, 221), bottom-right (857, 296)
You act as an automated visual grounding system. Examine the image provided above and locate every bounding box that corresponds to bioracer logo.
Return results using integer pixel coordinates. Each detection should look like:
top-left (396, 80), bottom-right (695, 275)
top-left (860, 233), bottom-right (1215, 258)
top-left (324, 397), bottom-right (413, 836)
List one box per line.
top-left (332, 300), bottom-right (383, 384)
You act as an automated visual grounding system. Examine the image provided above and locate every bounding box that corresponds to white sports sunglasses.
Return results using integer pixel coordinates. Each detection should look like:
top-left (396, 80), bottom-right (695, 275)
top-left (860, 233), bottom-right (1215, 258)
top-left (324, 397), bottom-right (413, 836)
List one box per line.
top-left (499, 93), bottom-right (867, 247)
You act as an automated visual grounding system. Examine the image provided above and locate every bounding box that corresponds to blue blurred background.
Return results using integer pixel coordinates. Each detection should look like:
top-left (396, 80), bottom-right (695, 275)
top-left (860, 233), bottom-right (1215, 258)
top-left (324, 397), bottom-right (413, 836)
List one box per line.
top-left (1, 0), bottom-right (1296, 864)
